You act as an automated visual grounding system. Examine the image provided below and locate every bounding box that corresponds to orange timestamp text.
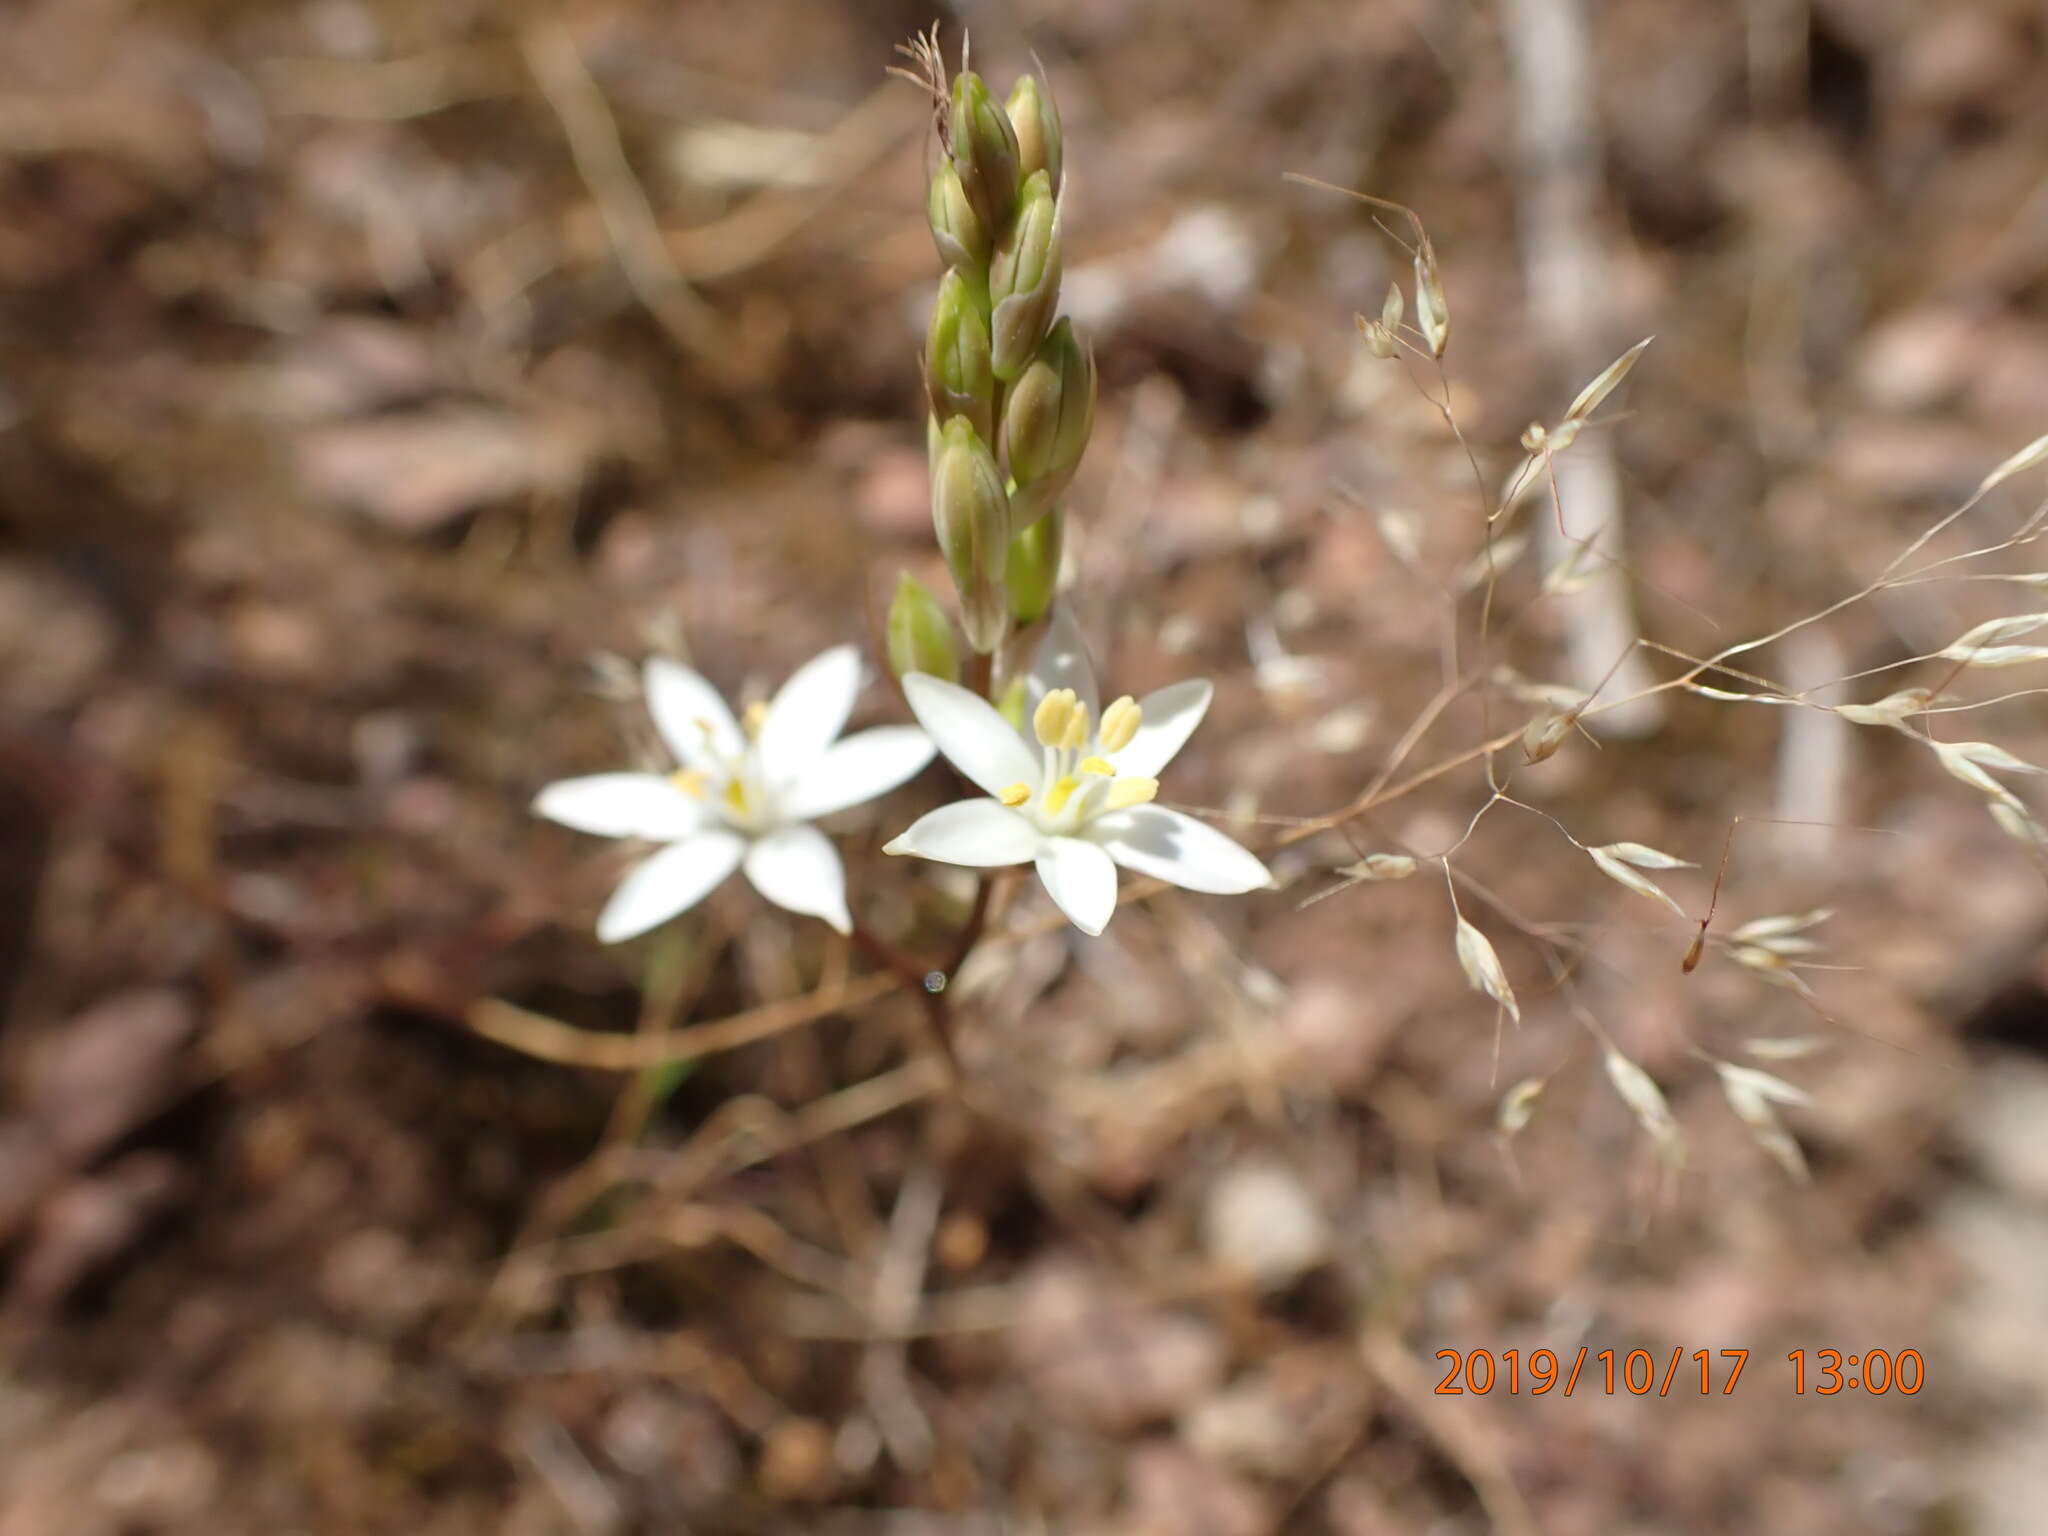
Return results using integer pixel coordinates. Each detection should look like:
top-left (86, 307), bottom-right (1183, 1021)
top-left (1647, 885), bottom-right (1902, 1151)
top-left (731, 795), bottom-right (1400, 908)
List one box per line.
top-left (1433, 1347), bottom-right (1925, 1396)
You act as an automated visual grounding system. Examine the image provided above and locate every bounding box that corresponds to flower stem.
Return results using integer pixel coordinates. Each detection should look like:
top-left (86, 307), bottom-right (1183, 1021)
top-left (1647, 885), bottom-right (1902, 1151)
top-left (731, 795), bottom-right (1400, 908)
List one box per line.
top-left (966, 648), bottom-right (994, 701)
top-left (849, 919), bottom-right (961, 1079)
top-left (944, 874), bottom-right (995, 976)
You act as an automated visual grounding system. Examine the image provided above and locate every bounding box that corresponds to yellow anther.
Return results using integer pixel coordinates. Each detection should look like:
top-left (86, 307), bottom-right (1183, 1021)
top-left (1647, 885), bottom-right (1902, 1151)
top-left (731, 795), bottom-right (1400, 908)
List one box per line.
top-left (741, 700), bottom-right (771, 740)
top-left (1105, 776), bottom-right (1159, 811)
top-left (1079, 755), bottom-right (1116, 777)
top-left (1061, 704), bottom-right (1090, 752)
top-left (997, 781), bottom-right (1032, 807)
top-left (723, 777), bottom-right (750, 814)
top-left (1033, 688), bottom-right (1076, 748)
top-left (1042, 775), bottom-right (1082, 815)
top-left (669, 769), bottom-right (709, 799)
top-left (1098, 695), bottom-right (1142, 754)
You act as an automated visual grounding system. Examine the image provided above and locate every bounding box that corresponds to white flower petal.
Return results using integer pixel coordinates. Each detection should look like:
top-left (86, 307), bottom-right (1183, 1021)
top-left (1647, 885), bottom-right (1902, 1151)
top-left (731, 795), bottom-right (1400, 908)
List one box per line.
top-left (902, 674), bottom-right (1041, 797)
top-left (758, 645), bottom-right (862, 784)
top-left (532, 773), bottom-right (705, 841)
top-left (1088, 805), bottom-right (1272, 894)
top-left (1110, 679), bottom-right (1213, 778)
top-left (594, 831), bottom-right (745, 942)
top-left (1034, 836), bottom-right (1119, 935)
top-left (781, 726), bottom-right (935, 822)
top-left (884, 799), bottom-right (1044, 867)
top-left (1026, 605), bottom-right (1099, 720)
top-left (645, 658), bottom-right (743, 771)
top-left (743, 823), bottom-right (851, 933)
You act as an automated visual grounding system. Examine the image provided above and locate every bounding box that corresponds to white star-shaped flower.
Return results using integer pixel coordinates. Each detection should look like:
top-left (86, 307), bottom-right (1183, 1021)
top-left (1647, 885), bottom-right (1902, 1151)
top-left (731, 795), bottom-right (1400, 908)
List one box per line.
top-left (885, 609), bottom-right (1273, 935)
top-left (534, 645), bottom-right (935, 941)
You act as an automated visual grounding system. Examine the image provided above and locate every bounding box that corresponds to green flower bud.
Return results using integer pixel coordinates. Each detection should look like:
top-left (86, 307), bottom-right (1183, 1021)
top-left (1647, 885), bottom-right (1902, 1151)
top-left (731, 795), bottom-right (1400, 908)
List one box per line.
top-left (1005, 506), bottom-right (1063, 625)
top-left (1002, 317), bottom-right (1095, 527)
top-left (988, 170), bottom-right (1062, 382)
top-left (948, 72), bottom-right (1021, 238)
top-left (930, 416), bottom-right (1011, 653)
top-left (886, 571), bottom-right (961, 684)
top-left (925, 269), bottom-right (996, 446)
top-left (926, 160), bottom-right (991, 276)
top-left (1005, 76), bottom-right (1062, 194)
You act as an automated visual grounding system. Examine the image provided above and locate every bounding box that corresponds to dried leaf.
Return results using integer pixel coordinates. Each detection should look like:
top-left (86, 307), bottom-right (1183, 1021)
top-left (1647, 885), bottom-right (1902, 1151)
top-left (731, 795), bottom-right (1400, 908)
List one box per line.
top-left (1412, 246), bottom-right (1448, 359)
top-left (1974, 431), bottom-right (2048, 498)
top-left (1521, 710), bottom-right (1575, 765)
top-left (1990, 798), bottom-right (2048, 847)
top-left (1683, 682), bottom-right (1796, 705)
top-left (1744, 934), bottom-right (1823, 958)
top-left (1715, 1062), bottom-right (1810, 1180)
top-left (1588, 846), bottom-right (1687, 917)
top-left (1940, 645), bottom-right (2048, 669)
top-left (1603, 1049), bottom-right (1683, 1167)
top-left (1338, 853), bottom-right (1417, 882)
top-left (1715, 1062), bottom-right (1811, 1108)
top-left (1731, 909), bottom-right (1833, 943)
top-left (1730, 945), bottom-right (1817, 997)
top-left (1598, 841), bottom-right (1694, 870)
top-left (1942, 613), bottom-right (2048, 654)
top-left (1523, 419), bottom-right (1581, 456)
top-left (1455, 533), bottom-right (1529, 593)
top-left (1377, 509), bottom-right (1422, 567)
top-left (1563, 336), bottom-right (1654, 423)
top-left (1497, 1077), bottom-right (1545, 1136)
top-left (1355, 314), bottom-right (1397, 360)
top-left (1930, 738), bottom-right (2044, 800)
top-left (1681, 926), bottom-right (1706, 974)
top-left (1746, 1035), bottom-right (1825, 1060)
top-left (1453, 913), bottom-right (1519, 1021)
top-left (1834, 687), bottom-right (1934, 727)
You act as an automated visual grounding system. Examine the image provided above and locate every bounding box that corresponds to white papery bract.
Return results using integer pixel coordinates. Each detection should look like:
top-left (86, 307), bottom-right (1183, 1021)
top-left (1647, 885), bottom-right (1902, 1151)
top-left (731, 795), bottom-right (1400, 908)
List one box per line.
top-left (886, 608), bottom-right (1273, 935)
top-left (534, 646), bottom-right (935, 942)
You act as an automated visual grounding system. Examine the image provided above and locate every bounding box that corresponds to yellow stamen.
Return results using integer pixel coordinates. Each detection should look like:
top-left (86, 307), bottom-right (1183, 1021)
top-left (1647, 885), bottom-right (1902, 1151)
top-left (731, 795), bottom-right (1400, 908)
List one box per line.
top-left (1042, 775), bottom-right (1082, 815)
top-left (1098, 695), bottom-right (1142, 754)
top-left (1061, 704), bottom-right (1090, 752)
top-left (723, 778), bottom-right (749, 814)
top-left (1033, 688), bottom-right (1076, 748)
top-left (741, 700), bottom-right (770, 740)
top-left (998, 781), bottom-right (1032, 807)
top-left (669, 769), bottom-right (709, 799)
top-left (1079, 755), bottom-right (1116, 777)
top-left (1105, 776), bottom-right (1159, 811)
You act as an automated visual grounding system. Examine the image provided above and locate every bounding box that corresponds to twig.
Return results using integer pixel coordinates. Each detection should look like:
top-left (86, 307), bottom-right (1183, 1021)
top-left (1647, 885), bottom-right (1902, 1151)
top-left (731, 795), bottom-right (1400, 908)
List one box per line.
top-left (1361, 1329), bottom-right (1544, 1536)
top-left (943, 873), bottom-right (996, 976)
top-left (861, 1161), bottom-right (942, 1470)
top-left (849, 920), bottom-right (960, 1079)
top-left (518, 10), bottom-right (743, 385)
top-left (467, 973), bottom-right (896, 1069)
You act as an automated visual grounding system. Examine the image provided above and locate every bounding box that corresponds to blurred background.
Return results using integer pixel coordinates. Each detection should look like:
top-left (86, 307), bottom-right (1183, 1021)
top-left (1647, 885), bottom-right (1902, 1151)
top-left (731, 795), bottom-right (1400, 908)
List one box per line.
top-left (3, 0), bottom-right (2047, 1531)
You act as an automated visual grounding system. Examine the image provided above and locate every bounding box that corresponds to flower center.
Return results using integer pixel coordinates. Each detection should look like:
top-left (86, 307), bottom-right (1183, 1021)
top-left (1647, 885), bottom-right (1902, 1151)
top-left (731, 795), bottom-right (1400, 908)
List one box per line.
top-left (676, 718), bottom-right (778, 834)
top-left (1004, 689), bottom-right (1159, 832)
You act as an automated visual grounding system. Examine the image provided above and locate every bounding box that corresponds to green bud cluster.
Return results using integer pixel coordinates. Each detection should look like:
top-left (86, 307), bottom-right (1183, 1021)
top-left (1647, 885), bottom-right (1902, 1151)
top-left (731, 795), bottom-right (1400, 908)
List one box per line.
top-left (897, 58), bottom-right (1097, 680)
